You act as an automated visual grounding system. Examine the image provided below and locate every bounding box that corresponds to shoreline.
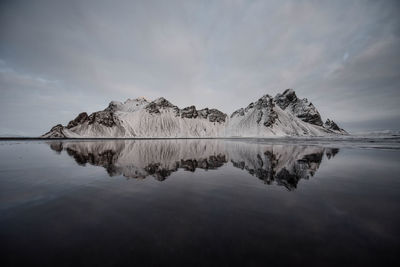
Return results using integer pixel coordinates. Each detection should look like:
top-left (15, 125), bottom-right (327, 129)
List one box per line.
top-left (1, 135), bottom-right (399, 141)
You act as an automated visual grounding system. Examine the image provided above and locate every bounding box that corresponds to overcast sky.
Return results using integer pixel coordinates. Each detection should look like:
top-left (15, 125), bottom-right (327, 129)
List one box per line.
top-left (1, 0), bottom-right (399, 136)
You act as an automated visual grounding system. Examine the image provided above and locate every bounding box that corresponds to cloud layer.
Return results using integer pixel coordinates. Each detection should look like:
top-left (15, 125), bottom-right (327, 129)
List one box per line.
top-left (1, 0), bottom-right (399, 135)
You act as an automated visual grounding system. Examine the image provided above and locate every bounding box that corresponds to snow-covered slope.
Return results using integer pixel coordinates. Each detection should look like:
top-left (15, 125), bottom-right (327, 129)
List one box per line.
top-left (42, 89), bottom-right (347, 138)
top-left (227, 89), bottom-right (346, 136)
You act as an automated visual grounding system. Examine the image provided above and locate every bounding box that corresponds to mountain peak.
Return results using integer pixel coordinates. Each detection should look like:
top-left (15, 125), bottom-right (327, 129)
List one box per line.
top-left (273, 89), bottom-right (323, 126)
top-left (275, 88), bottom-right (297, 105)
top-left (150, 97), bottom-right (176, 108)
top-left (282, 88), bottom-right (296, 96)
top-left (145, 97), bottom-right (178, 115)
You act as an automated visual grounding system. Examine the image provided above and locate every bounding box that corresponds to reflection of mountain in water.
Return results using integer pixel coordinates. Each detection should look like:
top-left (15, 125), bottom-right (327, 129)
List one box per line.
top-left (228, 143), bottom-right (338, 190)
top-left (49, 140), bottom-right (339, 190)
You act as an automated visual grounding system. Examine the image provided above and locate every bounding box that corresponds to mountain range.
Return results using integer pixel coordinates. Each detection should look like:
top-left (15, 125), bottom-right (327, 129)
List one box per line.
top-left (42, 89), bottom-right (347, 138)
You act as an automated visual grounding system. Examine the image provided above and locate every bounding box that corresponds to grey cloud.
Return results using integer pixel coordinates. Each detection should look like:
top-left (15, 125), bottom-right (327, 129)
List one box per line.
top-left (0, 0), bottom-right (399, 135)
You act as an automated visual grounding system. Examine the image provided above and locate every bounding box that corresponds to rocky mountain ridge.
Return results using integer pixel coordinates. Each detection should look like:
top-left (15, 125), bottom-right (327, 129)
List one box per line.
top-left (42, 89), bottom-right (347, 138)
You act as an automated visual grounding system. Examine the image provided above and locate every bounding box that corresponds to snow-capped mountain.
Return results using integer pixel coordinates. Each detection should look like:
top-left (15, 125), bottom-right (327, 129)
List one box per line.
top-left (42, 89), bottom-right (347, 138)
top-left (226, 89), bottom-right (346, 136)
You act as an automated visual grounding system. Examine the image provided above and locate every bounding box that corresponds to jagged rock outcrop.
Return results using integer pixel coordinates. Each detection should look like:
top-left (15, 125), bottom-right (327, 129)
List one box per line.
top-left (228, 94), bottom-right (279, 135)
top-left (146, 97), bottom-right (180, 116)
top-left (208, 109), bottom-right (227, 123)
top-left (197, 108), bottom-right (227, 122)
top-left (42, 89), bottom-right (346, 138)
top-left (88, 111), bottom-right (117, 127)
top-left (274, 89), bottom-right (323, 126)
top-left (66, 112), bottom-right (89, 129)
top-left (324, 119), bottom-right (347, 134)
top-left (181, 106), bottom-right (198, 119)
top-left (43, 124), bottom-right (66, 138)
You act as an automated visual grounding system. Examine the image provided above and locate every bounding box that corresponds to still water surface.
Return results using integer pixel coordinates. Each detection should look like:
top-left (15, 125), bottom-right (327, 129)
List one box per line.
top-left (1, 139), bottom-right (399, 266)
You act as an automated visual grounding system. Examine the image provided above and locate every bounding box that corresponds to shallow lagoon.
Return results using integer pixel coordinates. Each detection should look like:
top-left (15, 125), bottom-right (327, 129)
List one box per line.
top-left (1, 139), bottom-right (399, 266)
